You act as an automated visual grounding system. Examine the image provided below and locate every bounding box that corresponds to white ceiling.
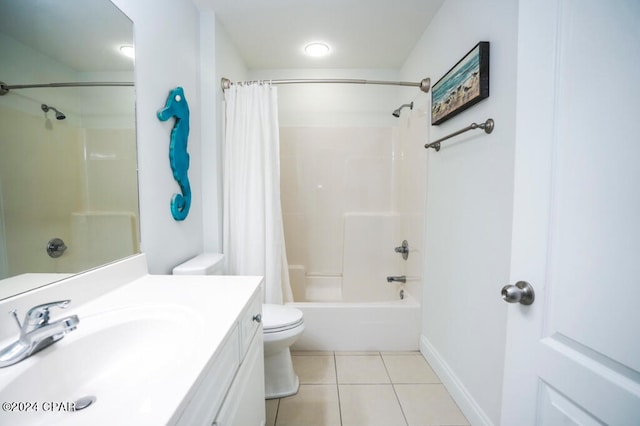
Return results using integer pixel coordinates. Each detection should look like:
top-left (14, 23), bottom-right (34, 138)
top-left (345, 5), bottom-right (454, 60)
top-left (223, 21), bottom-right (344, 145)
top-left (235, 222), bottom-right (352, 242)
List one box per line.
top-left (195, 0), bottom-right (445, 69)
top-left (0, 0), bottom-right (133, 73)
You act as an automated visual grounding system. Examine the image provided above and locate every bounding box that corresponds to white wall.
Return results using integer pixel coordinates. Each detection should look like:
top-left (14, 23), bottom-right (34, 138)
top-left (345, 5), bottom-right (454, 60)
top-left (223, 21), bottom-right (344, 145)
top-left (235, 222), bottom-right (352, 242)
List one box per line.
top-left (199, 10), bottom-right (218, 255)
top-left (400, 0), bottom-right (518, 424)
top-left (249, 68), bottom-right (401, 127)
top-left (107, 0), bottom-right (250, 273)
top-left (111, 0), bottom-right (204, 273)
top-left (206, 17), bottom-right (249, 254)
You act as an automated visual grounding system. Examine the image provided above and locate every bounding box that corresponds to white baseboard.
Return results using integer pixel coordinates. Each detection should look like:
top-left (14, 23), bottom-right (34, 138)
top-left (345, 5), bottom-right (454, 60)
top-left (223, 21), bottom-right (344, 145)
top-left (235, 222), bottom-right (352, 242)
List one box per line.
top-left (419, 335), bottom-right (494, 426)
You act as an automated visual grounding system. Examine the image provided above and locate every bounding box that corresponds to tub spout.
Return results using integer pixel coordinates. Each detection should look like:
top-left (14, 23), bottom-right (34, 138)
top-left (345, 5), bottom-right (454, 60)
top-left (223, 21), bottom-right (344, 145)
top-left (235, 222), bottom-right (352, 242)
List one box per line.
top-left (386, 275), bottom-right (406, 283)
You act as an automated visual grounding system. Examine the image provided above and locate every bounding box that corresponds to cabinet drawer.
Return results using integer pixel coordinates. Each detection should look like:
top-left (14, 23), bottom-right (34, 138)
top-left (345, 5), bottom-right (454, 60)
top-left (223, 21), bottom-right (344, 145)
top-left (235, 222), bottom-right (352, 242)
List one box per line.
top-left (238, 290), bottom-right (262, 359)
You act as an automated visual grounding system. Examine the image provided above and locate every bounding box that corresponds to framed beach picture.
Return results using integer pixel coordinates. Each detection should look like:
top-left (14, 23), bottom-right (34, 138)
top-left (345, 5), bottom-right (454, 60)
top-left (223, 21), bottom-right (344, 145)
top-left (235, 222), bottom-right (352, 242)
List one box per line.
top-left (431, 42), bottom-right (489, 125)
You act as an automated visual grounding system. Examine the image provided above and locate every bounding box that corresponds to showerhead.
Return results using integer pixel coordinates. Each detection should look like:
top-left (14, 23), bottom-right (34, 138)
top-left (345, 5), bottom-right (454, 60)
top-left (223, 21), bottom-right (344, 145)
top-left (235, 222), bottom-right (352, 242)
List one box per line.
top-left (41, 104), bottom-right (66, 120)
top-left (392, 102), bottom-right (414, 118)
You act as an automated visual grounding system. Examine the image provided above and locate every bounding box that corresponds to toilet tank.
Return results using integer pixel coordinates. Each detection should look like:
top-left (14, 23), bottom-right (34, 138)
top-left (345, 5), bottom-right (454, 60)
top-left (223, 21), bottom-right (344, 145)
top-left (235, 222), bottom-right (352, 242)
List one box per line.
top-left (172, 253), bottom-right (225, 275)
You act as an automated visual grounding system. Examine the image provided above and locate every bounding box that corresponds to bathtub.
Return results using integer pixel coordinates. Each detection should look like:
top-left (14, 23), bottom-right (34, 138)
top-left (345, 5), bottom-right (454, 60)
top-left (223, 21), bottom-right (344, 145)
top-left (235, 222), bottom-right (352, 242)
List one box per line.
top-left (288, 286), bottom-right (421, 352)
top-left (286, 213), bottom-right (422, 351)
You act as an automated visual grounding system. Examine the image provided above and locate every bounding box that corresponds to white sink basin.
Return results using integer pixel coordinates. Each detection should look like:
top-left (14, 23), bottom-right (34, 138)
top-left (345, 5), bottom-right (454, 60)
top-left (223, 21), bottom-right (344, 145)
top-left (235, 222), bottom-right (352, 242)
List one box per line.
top-left (0, 305), bottom-right (201, 425)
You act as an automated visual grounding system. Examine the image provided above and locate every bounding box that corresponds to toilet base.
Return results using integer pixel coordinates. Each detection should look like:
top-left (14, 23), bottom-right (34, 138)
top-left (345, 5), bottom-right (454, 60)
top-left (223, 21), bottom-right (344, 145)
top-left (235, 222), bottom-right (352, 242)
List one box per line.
top-left (264, 347), bottom-right (299, 399)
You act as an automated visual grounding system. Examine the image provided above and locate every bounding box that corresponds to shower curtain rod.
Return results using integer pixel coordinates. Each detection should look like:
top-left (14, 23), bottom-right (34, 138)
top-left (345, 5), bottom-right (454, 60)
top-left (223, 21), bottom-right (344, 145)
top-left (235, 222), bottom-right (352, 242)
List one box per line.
top-left (221, 77), bottom-right (431, 93)
top-left (0, 81), bottom-right (134, 96)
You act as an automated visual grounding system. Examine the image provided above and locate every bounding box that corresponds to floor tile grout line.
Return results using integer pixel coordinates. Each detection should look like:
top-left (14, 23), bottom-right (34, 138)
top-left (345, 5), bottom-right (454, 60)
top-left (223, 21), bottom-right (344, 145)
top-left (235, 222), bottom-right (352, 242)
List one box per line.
top-left (273, 398), bottom-right (280, 426)
top-left (333, 351), bottom-right (344, 426)
top-left (381, 352), bottom-right (410, 426)
top-left (390, 383), bottom-right (410, 426)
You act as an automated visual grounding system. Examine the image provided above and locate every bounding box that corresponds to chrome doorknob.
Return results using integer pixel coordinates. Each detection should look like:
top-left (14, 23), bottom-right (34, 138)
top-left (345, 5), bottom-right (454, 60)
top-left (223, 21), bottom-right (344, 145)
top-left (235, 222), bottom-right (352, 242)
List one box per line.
top-left (501, 281), bottom-right (535, 305)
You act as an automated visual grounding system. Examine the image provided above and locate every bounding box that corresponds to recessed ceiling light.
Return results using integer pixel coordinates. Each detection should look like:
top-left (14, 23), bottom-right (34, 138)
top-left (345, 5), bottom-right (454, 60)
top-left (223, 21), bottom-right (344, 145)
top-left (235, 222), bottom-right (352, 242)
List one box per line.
top-left (304, 42), bottom-right (331, 57)
top-left (119, 45), bottom-right (135, 59)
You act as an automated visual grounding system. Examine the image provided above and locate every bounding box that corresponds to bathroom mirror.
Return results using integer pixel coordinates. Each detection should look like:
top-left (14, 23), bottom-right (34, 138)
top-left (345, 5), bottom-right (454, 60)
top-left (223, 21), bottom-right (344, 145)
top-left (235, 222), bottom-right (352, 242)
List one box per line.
top-left (0, 0), bottom-right (139, 299)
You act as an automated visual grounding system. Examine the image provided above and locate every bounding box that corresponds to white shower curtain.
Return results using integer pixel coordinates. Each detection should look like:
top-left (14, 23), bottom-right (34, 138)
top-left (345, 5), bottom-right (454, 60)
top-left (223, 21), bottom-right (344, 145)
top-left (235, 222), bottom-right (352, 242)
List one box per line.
top-left (222, 83), bottom-right (293, 304)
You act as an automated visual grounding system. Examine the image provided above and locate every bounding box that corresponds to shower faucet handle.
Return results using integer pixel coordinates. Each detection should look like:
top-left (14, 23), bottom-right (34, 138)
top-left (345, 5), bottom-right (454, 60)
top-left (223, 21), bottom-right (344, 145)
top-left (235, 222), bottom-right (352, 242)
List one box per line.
top-left (394, 240), bottom-right (409, 260)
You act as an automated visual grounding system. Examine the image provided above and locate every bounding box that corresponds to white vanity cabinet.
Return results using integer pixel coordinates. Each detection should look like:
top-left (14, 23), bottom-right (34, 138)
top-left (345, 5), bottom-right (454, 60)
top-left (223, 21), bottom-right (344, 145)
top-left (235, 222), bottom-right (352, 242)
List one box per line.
top-left (176, 286), bottom-right (265, 426)
top-left (213, 323), bottom-right (264, 425)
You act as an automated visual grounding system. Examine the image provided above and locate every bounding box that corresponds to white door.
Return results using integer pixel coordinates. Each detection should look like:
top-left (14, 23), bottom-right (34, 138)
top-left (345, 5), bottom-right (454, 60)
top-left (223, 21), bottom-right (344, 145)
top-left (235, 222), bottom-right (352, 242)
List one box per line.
top-left (502, 0), bottom-right (640, 424)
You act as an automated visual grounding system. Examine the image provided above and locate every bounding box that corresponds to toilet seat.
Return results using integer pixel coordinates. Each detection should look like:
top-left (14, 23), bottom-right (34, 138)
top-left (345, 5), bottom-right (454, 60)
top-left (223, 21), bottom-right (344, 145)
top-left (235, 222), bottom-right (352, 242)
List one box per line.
top-left (262, 304), bottom-right (304, 334)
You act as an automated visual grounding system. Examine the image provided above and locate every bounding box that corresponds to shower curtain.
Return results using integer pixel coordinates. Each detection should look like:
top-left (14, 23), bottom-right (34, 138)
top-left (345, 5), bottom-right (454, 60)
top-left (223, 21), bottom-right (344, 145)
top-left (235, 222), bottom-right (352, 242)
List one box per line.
top-left (222, 83), bottom-right (293, 304)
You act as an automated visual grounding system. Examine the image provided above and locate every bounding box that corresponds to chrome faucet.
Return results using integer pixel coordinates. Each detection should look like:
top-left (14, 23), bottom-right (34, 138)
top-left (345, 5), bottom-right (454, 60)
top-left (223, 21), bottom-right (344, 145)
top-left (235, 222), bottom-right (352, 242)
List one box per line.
top-left (394, 240), bottom-right (409, 260)
top-left (386, 275), bottom-right (406, 283)
top-left (0, 300), bottom-right (79, 368)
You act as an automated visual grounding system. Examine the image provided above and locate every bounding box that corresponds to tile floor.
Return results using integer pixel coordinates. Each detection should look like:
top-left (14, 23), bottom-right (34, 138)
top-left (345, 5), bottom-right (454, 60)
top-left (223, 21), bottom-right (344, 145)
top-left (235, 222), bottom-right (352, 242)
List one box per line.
top-left (265, 351), bottom-right (469, 426)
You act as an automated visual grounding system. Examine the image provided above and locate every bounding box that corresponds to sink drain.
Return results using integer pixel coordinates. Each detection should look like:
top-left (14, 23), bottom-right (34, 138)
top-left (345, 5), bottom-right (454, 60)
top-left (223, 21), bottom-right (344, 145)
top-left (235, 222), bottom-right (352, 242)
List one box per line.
top-left (74, 396), bottom-right (96, 411)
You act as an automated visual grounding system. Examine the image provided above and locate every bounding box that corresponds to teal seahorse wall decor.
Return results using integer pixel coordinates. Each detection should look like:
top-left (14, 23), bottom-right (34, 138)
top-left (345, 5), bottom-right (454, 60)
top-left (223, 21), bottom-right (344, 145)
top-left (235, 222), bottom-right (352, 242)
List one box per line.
top-left (157, 87), bottom-right (191, 221)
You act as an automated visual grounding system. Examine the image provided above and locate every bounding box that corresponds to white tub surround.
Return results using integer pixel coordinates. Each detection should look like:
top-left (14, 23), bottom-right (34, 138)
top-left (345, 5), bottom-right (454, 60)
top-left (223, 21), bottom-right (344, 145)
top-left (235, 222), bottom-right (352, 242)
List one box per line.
top-left (70, 211), bottom-right (139, 271)
top-left (280, 122), bottom-right (426, 302)
top-left (0, 254), bottom-right (265, 425)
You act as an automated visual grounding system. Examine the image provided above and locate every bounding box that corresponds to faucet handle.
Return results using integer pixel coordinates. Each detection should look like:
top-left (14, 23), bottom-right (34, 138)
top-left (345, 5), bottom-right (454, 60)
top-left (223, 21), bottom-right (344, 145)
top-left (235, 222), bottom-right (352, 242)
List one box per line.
top-left (25, 300), bottom-right (71, 327)
top-left (394, 240), bottom-right (409, 260)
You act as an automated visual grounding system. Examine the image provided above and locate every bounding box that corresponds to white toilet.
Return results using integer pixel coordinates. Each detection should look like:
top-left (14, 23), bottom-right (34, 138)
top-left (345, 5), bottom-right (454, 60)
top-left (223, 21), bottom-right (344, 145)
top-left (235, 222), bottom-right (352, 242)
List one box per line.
top-left (172, 253), bottom-right (304, 399)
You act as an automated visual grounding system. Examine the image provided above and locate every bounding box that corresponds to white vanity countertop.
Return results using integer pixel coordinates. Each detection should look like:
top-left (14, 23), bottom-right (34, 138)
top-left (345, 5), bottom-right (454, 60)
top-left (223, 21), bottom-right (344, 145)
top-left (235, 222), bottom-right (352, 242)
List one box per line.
top-left (0, 264), bottom-right (263, 426)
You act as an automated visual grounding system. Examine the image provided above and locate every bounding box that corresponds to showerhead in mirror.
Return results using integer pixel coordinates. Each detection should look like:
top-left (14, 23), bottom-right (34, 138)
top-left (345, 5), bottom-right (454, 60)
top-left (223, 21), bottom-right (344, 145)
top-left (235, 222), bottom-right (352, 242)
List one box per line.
top-left (392, 102), bottom-right (414, 118)
top-left (41, 104), bottom-right (66, 120)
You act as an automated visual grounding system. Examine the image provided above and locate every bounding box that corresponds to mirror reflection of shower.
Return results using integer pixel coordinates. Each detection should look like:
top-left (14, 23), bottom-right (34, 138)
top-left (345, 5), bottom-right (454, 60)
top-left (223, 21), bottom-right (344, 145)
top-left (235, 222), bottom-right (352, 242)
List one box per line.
top-left (392, 101), bottom-right (413, 117)
top-left (41, 104), bottom-right (66, 120)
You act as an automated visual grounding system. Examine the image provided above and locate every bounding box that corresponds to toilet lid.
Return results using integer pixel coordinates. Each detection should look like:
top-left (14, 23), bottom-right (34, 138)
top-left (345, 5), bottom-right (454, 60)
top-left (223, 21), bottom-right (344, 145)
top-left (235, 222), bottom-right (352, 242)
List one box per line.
top-left (262, 304), bottom-right (304, 332)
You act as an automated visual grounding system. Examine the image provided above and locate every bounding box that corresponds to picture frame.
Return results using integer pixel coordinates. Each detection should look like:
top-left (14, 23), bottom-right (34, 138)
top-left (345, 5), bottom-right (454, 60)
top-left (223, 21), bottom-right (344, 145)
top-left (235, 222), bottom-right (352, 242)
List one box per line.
top-left (431, 41), bottom-right (490, 125)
